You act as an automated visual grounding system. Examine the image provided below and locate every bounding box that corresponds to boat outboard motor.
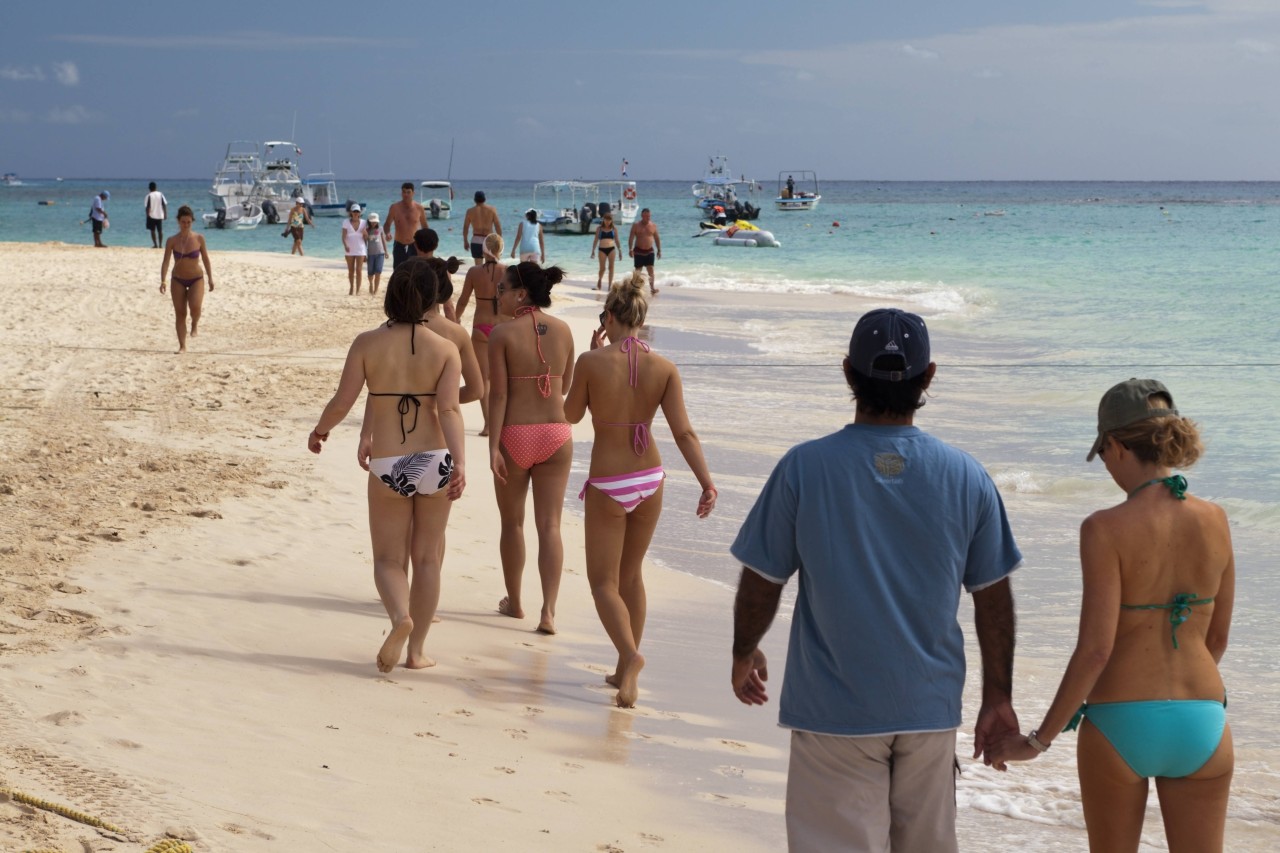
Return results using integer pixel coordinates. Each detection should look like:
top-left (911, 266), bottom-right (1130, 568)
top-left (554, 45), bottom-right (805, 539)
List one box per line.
top-left (261, 199), bottom-right (279, 224)
top-left (304, 201), bottom-right (315, 219)
top-left (430, 198), bottom-right (442, 219)
top-left (598, 201), bottom-right (612, 217)
top-left (345, 200), bottom-right (358, 212)
top-left (215, 208), bottom-right (227, 229)
top-left (579, 203), bottom-right (595, 234)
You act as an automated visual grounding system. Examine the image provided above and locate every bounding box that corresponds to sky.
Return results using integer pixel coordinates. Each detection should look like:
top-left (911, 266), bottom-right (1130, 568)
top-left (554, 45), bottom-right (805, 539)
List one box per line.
top-left (2, 0), bottom-right (1279, 181)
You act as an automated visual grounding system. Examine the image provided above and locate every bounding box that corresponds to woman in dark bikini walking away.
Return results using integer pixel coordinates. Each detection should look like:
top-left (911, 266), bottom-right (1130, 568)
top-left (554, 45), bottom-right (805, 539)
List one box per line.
top-left (488, 262), bottom-right (575, 635)
top-left (590, 212), bottom-right (619, 291)
top-left (309, 257), bottom-right (466, 673)
top-left (455, 233), bottom-right (509, 436)
top-left (987, 379), bottom-right (1235, 852)
top-left (159, 205), bottom-right (213, 354)
top-left (564, 271), bottom-right (717, 707)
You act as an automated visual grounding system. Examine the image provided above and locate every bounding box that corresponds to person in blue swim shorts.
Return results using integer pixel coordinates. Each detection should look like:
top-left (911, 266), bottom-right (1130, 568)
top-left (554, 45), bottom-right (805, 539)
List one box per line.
top-left (988, 378), bottom-right (1235, 852)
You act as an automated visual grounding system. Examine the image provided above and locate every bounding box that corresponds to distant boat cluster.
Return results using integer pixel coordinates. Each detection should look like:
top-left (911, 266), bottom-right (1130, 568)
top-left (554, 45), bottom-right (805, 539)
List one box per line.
top-left (204, 141), bottom-right (366, 230)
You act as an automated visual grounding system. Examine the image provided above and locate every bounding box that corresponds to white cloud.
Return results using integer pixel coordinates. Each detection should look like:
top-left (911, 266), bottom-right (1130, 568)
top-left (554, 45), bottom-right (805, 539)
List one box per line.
top-left (901, 44), bottom-right (939, 61)
top-left (1236, 38), bottom-right (1275, 55)
top-left (52, 61), bottom-right (79, 86)
top-left (54, 31), bottom-right (406, 50)
top-left (1, 66), bottom-right (45, 82)
top-left (45, 105), bottom-right (99, 124)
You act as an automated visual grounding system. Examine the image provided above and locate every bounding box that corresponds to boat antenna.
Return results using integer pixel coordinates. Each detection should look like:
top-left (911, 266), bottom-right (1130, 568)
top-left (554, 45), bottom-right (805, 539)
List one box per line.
top-left (291, 110), bottom-right (297, 143)
top-left (446, 137), bottom-right (455, 182)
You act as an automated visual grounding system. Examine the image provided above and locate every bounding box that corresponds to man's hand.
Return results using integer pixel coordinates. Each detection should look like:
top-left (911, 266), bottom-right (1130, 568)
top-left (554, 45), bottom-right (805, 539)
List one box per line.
top-left (973, 697), bottom-right (1020, 762)
top-left (731, 648), bottom-right (769, 706)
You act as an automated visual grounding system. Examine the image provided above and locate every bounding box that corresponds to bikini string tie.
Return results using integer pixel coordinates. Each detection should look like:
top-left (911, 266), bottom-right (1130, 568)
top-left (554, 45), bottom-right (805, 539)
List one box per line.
top-left (1127, 474), bottom-right (1188, 501)
top-left (515, 305), bottom-right (552, 398)
top-left (395, 395), bottom-right (420, 444)
top-left (619, 336), bottom-right (651, 387)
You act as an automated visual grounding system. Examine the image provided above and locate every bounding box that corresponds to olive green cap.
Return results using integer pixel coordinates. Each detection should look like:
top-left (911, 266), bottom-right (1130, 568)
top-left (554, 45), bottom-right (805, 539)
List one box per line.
top-left (1087, 378), bottom-right (1179, 461)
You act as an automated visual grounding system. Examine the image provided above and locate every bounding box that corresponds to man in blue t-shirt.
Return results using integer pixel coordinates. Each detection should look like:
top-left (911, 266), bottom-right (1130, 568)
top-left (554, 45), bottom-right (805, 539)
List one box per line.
top-left (730, 308), bottom-right (1022, 852)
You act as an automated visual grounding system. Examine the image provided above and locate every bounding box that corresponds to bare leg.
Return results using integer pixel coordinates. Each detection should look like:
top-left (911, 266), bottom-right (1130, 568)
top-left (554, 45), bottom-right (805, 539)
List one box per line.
top-left (529, 439), bottom-right (572, 634)
top-left (596, 253), bottom-right (605, 289)
top-left (169, 284), bottom-right (188, 354)
top-left (367, 477), bottom-right (414, 672)
top-left (585, 483), bottom-right (662, 707)
top-left (355, 257), bottom-right (364, 295)
top-left (494, 446), bottom-right (530, 619)
top-left (473, 336), bottom-right (491, 436)
top-left (1077, 721), bottom-right (1149, 852)
top-left (1156, 724), bottom-right (1233, 853)
top-left (606, 252), bottom-right (615, 289)
top-left (404, 489), bottom-right (453, 668)
top-left (187, 280), bottom-right (205, 340)
top-left (647, 265), bottom-right (658, 295)
top-left (346, 256), bottom-right (357, 294)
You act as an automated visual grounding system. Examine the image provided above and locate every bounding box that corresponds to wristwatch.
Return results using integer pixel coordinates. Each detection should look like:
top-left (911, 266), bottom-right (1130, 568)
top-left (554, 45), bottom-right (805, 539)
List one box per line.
top-left (1027, 730), bottom-right (1051, 753)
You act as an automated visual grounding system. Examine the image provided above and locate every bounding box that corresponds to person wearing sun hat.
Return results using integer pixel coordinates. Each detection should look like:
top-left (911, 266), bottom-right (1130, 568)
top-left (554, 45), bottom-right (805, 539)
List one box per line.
top-left (364, 211), bottom-right (387, 295)
top-left (987, 377), bottom-right (1235, 851)
top-left (341, 203), bottom-right (368, 295)
top-left (729, 307), bottom-right (1022, 851)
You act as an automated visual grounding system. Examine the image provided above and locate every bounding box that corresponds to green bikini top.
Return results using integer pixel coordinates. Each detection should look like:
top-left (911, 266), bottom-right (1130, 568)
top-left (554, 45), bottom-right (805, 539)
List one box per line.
top-left (1120, 474), bottom-right (1212, 649)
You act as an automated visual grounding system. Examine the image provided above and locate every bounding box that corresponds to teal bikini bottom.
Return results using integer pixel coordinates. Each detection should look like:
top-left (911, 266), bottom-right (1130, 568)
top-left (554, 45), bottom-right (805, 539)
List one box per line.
top-left (1071, 699), bottom-right (1226, 779)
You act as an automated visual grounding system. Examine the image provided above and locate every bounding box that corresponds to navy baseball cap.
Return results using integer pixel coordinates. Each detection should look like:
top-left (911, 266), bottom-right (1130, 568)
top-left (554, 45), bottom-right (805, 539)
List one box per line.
top-left (848, 309), bottom-right (930, 381)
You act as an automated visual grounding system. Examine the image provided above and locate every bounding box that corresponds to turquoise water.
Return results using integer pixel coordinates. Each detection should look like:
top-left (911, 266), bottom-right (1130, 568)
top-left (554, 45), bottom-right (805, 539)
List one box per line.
top-left (4, 178), bottom-right (1278, 840)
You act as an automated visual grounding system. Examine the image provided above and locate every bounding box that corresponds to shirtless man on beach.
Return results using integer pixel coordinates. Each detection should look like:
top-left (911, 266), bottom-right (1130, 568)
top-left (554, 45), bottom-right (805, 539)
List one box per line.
top-left (628, 208), bottom-right (661, 295)
top-left (462, 191), bottom-right (502, 264)
top-left (385, 182), bottom-right (428, 270)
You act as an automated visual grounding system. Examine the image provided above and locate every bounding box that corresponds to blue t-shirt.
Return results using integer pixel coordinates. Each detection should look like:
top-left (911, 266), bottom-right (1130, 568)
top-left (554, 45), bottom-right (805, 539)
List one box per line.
top-left (730, 424), bottom-right (1021, 736)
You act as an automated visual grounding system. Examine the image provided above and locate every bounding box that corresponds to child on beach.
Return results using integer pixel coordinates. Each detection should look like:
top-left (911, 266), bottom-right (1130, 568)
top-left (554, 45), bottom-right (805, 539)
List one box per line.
top-left (308, 257), bottom-right (466, 672)
top-left (565, 272), bottom-right (717, 706)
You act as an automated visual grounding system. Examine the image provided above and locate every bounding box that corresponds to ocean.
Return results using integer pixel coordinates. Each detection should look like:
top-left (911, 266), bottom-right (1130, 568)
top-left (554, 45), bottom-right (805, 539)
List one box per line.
top-left (3, 177), bottom-right (1278, 845)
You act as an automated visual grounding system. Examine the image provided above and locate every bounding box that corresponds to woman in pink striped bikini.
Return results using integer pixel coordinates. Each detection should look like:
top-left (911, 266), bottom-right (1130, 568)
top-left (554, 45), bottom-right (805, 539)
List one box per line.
top-left (564, 271), bottom-right (717, 708)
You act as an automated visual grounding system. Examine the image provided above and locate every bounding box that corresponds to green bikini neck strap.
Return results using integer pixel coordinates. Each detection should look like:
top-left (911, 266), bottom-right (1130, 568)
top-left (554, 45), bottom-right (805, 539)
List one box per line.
top-left (1127, 474), bottom-right (1188, 501)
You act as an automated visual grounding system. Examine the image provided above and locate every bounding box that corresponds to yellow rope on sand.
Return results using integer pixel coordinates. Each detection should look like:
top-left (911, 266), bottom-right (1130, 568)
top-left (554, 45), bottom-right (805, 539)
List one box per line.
top-left (1, 787), bottom-right (125, 834)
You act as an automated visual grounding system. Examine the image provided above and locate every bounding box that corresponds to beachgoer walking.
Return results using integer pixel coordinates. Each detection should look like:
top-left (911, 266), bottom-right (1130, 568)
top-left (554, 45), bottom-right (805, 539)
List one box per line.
top-left (145, 182), bottom-right (168, 248)
top-left (488, 262), bottom-right (576, 635)
top-left (385, 182), bottom-right (427, 270)
top-left (89, 190), bottom-right (109, 247)
top-left (309, 257), bottom-right (465, 672)
top-left (365, 212), bottom-right (387, 295)
top-left (729, 308), bottom-right (1022, 852)
top-left (412, 228), bottom-right (457, 321)
top-left (456, 233), bottom-right (509, 436)
top-left (627, 208), bottom-right (660, 295)
top-left (591, 211), bottom-right (620, 291)
top-left (564, 272), bottom-right (717, 706)
top-left (159, 205), bottom-right (214, 354)
top-left (287, 198), bottom-right (313, 256)
top-left (342, 204), bottom-right (368, 295)
top-left (511, 209), bottom-right (544, 264)
top-left (462, 191), bottom-right (502, 264)
top-left (987, 379), bottom-right (1234, 853)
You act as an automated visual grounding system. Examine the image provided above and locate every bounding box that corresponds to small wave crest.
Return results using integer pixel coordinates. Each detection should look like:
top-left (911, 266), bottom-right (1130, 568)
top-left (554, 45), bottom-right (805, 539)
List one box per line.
top-left (991, 469), bottom-right (1044, 495)
top-left (662, 269), bottom-right (976, 316)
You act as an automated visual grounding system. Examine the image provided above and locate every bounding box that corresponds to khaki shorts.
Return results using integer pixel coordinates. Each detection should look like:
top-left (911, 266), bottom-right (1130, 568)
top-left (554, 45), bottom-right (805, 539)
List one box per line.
top-left (786, 728), bottom-right (958, 853)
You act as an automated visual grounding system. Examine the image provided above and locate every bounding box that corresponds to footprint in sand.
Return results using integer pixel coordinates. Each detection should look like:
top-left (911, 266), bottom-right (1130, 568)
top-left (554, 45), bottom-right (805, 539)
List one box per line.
top-left (453, 709), bottom-right (474, 717)
top-left (640, 833), bottom-right (665, 846)
top-left (505, 728), bottom-right (528, 740)
top-left (523, 706), bottom-right (544, 716)
top-left (697, 792), bottom-right (747, 809)
top-left (415, 731), bottom-right (438, 739)
top-left (720, 739), bottom-right (748, 750)
top-left (495, 767), bottom-right (516, 774)
top-left (714, 765), bottom-right (745, 778)
top-left (461, 656), bottom-right (479, 663)
top-left (562, 762), bottom-right (583, 771)
top-left (113, 739), bottom-right (143, 749)
top-left (545, 790), bottom-right (572, 802)
top-left (42, 710), bottom-right (85, 726)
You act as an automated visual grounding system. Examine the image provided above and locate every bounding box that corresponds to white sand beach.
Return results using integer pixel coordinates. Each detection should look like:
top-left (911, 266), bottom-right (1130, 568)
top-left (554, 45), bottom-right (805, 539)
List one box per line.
top-left (2, 243), bottom-right (1275, 852)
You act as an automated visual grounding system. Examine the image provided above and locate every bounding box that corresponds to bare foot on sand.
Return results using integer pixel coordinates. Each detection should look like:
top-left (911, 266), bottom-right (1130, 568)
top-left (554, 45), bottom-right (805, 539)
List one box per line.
top-left (605, 671), bottom-right (621, 688)
top-left (498, 596), bottom-right (524, 619)
top-left (536, 619), bottom-right (556, 635)
top-left (405, 654), bottom-right (437, 670)
top-left (479, 428), bottom-right (490, 437)
top-left (615, 652), bottom-right (645, 708)
top-left (650, 287), bottom-right (659, 296)
top-left (377, 617), bottom-right (414, 673)
top-left (432, 615), bottom-right (442, 624)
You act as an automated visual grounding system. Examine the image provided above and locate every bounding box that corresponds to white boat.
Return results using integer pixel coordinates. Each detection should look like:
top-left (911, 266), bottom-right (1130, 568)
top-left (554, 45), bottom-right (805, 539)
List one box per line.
top-left (302, 172), bottom-right (359, 217)
top-left (594, 180), bottom-right (639, 224)
top-left (253, 141), bottom-right (306, 208)
top-left (532, 181), bottom-right (601, 235)
top-left (202, 200), bottom-right (264, 230)
top-left (208, 141), bottom-right (263, 210)
top-left (2, 173), bottom-right (23, 187)
top-left (693, 220), bottom-right (781, 248)
top-left (692, 155), bottom-right (762, 220)
top-left (420, 180), bottom-right (453, 220)
top-left (775, 170), bottom-right (822, 211)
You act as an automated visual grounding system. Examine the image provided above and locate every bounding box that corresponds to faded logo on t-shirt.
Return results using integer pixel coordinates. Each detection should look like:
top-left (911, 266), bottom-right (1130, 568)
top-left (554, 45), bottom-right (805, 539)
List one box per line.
top-left (873, 452), bottom-right (906, 479)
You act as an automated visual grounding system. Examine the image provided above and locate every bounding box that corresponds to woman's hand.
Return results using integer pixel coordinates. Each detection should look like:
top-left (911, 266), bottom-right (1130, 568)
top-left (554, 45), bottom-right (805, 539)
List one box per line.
top-left (308, 429), bottom-right (328, 454)
top-left (356, 433), bottom-right (372, 471)
top-left (447, 461), bottom-right (466, 500)
top-left (490, 449), bottom-right (508, 485)
top-left (590, 328), bottom-right (605, 350)
top-left (208, 276), bottom-right (215, 292)
top-left (696, 486), bottom-right (718, 518)
top-left (983, 732), bottom-right (1042, 772)
top-left (159, 281), bottom-right (166, 294)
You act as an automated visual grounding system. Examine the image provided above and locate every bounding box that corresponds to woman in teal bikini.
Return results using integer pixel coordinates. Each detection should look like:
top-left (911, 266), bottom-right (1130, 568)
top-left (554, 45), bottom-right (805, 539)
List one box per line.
top-left (159, 205), bottom-right (213, 354)
top-left (988, 379), bottom-right (1235, 852)
top-left (564, 271), bottom-right (717, 707)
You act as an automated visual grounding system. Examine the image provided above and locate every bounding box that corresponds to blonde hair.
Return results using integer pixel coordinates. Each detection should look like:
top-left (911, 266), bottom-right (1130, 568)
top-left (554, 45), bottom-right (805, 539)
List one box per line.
top-left (483, 233), bottom-right (504, 259)
top-left (604, 271), bottom-right (649, 328)
top-left (1108, 392), bottom-right (1204, 468)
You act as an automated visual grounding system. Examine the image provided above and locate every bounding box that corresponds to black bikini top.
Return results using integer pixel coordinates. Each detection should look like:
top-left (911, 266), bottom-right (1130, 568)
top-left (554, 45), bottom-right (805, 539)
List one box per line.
top-left (369, 321), bottom-right (436, 443)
